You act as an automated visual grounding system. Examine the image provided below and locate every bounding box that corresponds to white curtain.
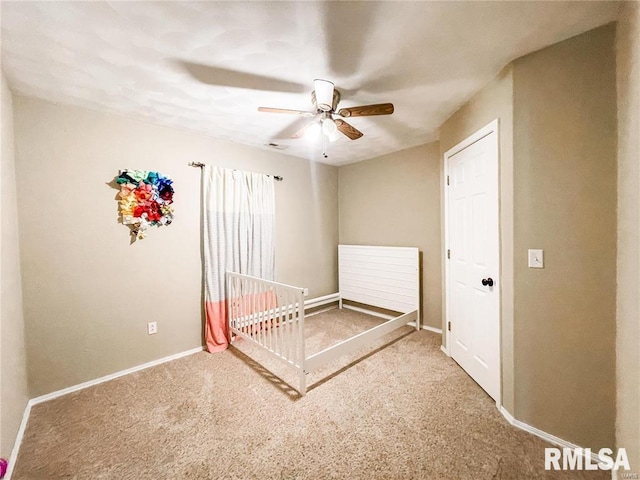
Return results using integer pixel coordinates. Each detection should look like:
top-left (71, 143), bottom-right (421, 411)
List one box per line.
top-left (202, 166), bottom-right (275, 352)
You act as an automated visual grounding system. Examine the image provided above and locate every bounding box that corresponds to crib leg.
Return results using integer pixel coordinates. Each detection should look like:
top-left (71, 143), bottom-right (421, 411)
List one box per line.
top-left (338, 298), bottom-right (343, 310)
top-left (299, 369), bottom-right (307, 397)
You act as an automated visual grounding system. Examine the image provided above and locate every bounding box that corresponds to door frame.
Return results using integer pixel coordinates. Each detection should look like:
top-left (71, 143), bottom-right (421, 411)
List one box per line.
top-left (443, 119), bottom-right (501, 406)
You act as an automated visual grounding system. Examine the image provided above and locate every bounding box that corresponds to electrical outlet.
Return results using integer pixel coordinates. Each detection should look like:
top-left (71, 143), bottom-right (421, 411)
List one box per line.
top-left (303, 288), bottom-right (309, 297)
top-left (147, 322), bottom-right (157, 335)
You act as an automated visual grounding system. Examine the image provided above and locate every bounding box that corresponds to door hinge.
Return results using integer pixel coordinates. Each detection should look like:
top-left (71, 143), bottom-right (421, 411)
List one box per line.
top-left (448, 321), bottom-right (451, 332)
top-left (447, 175), bottom-right (450, 186)
top-left (447, 249), bottom-right (450, 259)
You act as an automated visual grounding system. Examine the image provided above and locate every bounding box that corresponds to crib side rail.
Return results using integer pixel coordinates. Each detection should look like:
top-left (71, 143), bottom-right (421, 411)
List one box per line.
top-left (226, 272), bottom-right (306, 391)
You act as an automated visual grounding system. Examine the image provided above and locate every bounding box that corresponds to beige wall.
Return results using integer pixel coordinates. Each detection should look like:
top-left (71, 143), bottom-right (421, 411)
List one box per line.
top-left (1, 73), bottom-right (29, 458)
top-left (512, 24), bottom-right (617, 450)
top-left (338, 143), bottom-right (442, 329)
top-left (439, 67), bottom-right (515, 413)
top-left (13, 97), bottom-right (338, 397)
top-left (616, 2), bottom-right (640, 472)
top-left (439, 24), bottom-right (618, 451)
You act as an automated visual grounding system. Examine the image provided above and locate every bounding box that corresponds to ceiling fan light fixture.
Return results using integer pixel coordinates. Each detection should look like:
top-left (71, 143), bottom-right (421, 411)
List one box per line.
top-left (314, 79), bottom-right (334, 111)
top-left (322, 117), bottom-right (337, 136)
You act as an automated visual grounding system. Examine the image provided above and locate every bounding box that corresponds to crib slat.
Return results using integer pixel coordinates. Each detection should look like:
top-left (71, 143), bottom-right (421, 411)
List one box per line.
top-left (253, 280), bottom-right (257, 340)
top-left (277, 290), bottom-right (283, 357)
top-left (245, 278), bottom-right (251, 338)
top-left (242, 278), bottom-right (248, 337)
top-left (294, 297), bottom-right (299, 367)
top-left (285, 290), bottom-right (292, 362)
top-left (260, 282), bottom-right (266, 348)
top-left (262, 282), bottom-right (267, 347)
top-left (265, 284), bottom-right (271, 350)
top-left (267, 286), bottom-right (273, 352)
top-left (251, 279), bottom-right (257, 341)
top-left (283, 292), bottom-right (288, 358)
top-left (290, 290), bottom-right (296, 365)
top-left (232, 277), bottom-right (237, 332)
top-left (297, 296), bottom-right (300, 363)
top-left (291, 291), bottom-right (297, 364)
top-left (238, 278), bottom-right (242, 331)
top-left (296, 296), bottom-right (302, 367)
top-left (298, 292), bottom-right (305, 370)
top-left (253, 279), bottom-right (258, 342)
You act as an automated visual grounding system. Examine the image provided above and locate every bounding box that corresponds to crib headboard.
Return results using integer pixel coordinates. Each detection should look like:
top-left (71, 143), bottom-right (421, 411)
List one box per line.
top-left (338, 245), bottom-right (419, 314)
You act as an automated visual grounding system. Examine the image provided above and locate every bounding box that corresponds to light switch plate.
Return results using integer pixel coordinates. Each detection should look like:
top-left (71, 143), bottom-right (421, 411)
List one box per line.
top-left (528, 249), bottom-right (544, 268)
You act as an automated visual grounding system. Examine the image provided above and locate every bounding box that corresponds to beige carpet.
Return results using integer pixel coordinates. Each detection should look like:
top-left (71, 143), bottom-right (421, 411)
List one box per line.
top-left (13, 308), bottom-right (607, 479)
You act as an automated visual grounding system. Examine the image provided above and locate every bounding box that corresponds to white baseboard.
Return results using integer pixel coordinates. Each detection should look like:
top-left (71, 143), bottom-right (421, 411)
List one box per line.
top-left (499, 406), bottom-right (516, 424)
top-left (304, 293), bottom-right (340, 310)
top-left (440, 345), bottom-right (449, 356)
top-left (5, 346), bottom-right (204, 479)
top-left (305, 305), bottom-right (337, 318)
top-left (498, 407), bottom-right (602, 464)
top-left (5, 402), bottom-right (32, 480)
top-left (422, 325), bottom-right (443, 334)
top-left (30, 346), bottom-right (204, 405)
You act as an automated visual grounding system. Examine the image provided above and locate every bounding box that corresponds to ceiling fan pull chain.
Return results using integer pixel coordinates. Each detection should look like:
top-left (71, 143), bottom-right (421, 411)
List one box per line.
top-left (322, 131), bottom-right (329, 158)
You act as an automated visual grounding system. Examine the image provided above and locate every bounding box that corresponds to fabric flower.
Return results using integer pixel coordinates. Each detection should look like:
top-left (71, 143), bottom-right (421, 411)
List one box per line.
top-left (118, 183), bottom-right (136, 197)
top-left (145, 171), bottom-right (159, 185)
top-left (116, 172), bottom-right (137, 184)
top-left (114, 170), bottom-right (174, 240)
top-left (146, 202), bottom-right (162, 222)
top-left (119, 200), bottom-right (136, 216)
top-left (159, 185), bottom-right (174, 201)
top-left (128, 170), bottom-right (147, 182)
top-left (122, 214), bottom-right (136, 225)
top-left (134, 182), bottom-right (154, 202)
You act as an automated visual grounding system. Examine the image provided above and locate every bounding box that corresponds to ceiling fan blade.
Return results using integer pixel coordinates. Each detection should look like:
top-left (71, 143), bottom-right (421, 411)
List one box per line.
top-left (178, 61), bottom-right (307, 93)
top-left (271, 117), bottom-right (313, 140)
top-left (291, 121), bottom-right (320, 139)
top-left (335, 119), bottom-right (364, 140)
top-left (258, 107), bottom-right (315, 117)
top-left (337, 103), bottom-right (394, 118)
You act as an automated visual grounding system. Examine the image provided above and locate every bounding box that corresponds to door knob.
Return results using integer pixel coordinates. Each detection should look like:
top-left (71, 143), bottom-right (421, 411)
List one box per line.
top-left (482, 278), bottom-right (494, 287)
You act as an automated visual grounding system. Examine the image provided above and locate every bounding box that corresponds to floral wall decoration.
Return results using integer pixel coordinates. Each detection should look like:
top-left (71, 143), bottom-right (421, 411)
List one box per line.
top-left (114, 169), bottom-right (174, 240)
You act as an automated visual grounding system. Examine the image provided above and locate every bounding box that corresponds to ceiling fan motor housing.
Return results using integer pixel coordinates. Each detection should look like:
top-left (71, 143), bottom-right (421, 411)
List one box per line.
top-left (311, 89), bottom-right (341, 113)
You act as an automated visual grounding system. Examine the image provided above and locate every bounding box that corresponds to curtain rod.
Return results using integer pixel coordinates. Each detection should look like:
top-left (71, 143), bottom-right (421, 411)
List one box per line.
top-left (188, 162), bottom-right (283, 181)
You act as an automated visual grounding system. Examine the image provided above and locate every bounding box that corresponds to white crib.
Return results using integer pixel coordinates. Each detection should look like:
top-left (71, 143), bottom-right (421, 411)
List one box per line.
top-left (227, 245), bottom-right (420, 396)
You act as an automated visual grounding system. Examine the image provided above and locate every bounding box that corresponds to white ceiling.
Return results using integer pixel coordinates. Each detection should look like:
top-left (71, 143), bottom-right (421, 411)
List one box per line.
top-left (1, 1), bottom-right (618, 166)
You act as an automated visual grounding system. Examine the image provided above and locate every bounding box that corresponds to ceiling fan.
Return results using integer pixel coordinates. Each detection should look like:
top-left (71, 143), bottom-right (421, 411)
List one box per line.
top-left (258, 79), bottom-right (394, 142)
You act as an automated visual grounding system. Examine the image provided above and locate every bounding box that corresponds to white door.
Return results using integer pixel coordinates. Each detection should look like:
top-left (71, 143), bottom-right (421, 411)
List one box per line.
top-left (445, 121), bottom-right (500, 401)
